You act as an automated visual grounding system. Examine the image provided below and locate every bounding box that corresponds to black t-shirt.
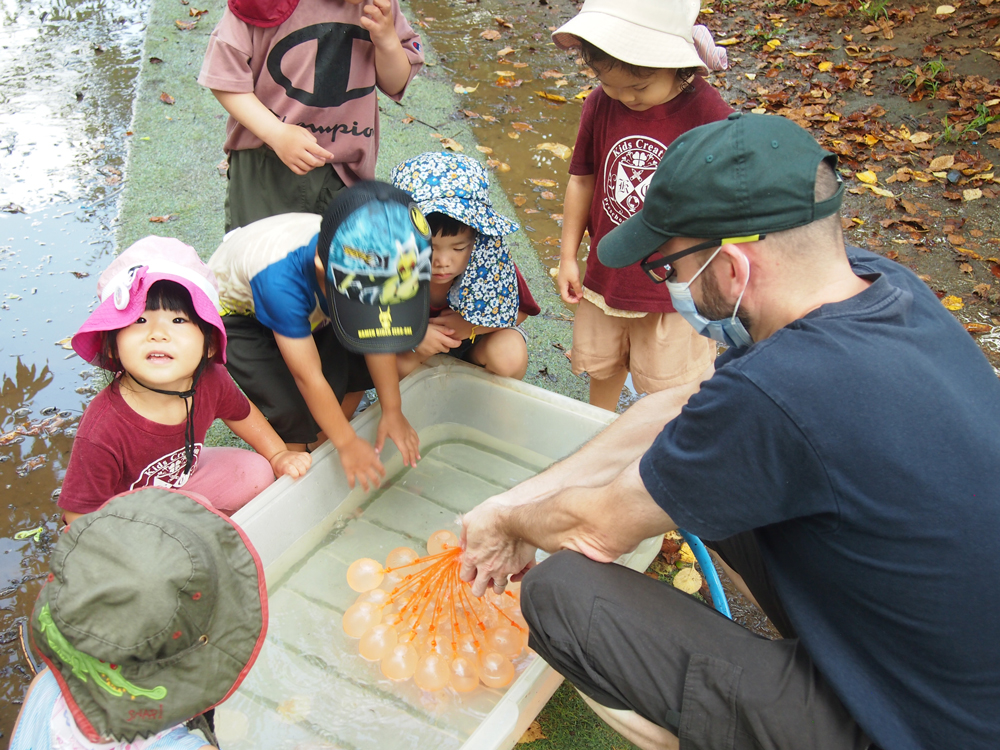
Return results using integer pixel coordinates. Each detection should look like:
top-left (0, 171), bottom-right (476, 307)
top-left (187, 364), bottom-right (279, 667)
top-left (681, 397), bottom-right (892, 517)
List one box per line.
top-left (639, 248), bottom-right (1000, 750)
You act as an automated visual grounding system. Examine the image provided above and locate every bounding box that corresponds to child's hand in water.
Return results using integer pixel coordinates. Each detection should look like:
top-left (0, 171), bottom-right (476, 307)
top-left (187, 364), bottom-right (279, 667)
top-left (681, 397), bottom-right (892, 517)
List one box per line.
top-left (270, 123), bottom-right (333, 175)
top-left (375, 408), bottom-right (421, 467)
top-left (338, 435), bottom-right (386, 490)
top-left (269, 449), bottom-right (312, 479)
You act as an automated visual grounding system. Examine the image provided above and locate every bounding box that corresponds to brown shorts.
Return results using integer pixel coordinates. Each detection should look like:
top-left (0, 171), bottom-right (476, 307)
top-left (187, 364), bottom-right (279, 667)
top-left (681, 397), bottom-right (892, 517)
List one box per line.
top-left (570, 298), bottom-right (716, 392)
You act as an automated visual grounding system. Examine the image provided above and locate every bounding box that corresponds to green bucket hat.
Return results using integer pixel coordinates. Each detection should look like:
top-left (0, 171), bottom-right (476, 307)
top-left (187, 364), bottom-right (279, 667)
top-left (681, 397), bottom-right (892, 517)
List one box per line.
top-left (598, 112), bottom-right (844, 269)
top-left (30, 487), bottom-right (267, 743)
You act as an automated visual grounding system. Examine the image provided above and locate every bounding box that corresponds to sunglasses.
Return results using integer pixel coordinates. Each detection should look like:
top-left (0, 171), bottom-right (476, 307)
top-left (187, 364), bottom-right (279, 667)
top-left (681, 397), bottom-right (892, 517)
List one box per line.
top-left (640, 235), bottom-right (765, 284)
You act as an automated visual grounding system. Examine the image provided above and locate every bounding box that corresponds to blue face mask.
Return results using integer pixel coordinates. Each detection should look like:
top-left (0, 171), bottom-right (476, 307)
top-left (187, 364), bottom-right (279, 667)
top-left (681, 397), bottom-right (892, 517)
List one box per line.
top-left (665, 246), bottom-right (754, 349)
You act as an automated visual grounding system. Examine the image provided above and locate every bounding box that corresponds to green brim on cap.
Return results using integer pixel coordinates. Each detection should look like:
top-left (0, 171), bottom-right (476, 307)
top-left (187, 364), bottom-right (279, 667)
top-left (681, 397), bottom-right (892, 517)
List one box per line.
top-left (597, 210), bottom-right (672, 269)
top-left (31, 488), bottom-right (267, 743)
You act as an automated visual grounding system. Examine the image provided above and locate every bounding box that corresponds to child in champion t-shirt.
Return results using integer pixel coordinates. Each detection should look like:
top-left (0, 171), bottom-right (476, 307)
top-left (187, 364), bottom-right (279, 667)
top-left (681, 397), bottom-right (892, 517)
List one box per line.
top-left (198, 0), bottom-right (424, 232)
top-left (554, 0), bottom-right (731, 411)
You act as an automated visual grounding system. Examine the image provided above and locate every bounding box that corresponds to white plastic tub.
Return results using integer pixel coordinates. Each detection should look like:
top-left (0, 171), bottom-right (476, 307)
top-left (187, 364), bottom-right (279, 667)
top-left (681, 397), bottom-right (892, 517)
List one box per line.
top-left (221, 359), bottom-right (662, 750)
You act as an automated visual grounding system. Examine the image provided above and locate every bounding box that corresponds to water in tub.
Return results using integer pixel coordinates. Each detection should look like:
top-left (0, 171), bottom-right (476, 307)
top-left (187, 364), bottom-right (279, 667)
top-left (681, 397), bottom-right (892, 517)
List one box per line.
top-left (215, 423), bottom-right (552, 750)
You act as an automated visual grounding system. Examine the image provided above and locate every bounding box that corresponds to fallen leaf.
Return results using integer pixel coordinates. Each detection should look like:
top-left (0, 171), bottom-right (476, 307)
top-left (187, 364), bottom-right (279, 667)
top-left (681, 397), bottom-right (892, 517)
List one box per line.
top-left (149, 214), bottom-right (178, 223)
top-left (454, 83), bottom-right (479, 94)
top-left (910, 132), bottom-right (932, 144)
top-left (929, 155), bottom-right (955, 171)
top-left (534, 142), bottom-right (572, 159)
top-left (216, 159), bottom-right (228, 176)
top-left (818, 61), bottom-right (834, 72)
top-left (964, 322), bottom-right (992, 334)
top-left (497, 46), bottom-right (515, 57)
top-left (476, 145), bottom-right (494, 154)
top-left (530, 178), bottom-right (557, 187)
top-left (540, 69), bottom-right (564, 78)
top-left (513, 194), bottom-right (527, 206)
top-left (507, 132), bottom-right (520, 139)
top-left (480, 29), bottom-right (502, 41)
top-left (679, 543), bottom-right (696, 564)
top-left (401, 115), bottom-right (415, 124)
top-left (518, 721), bottom-right (547, 744)
top-left (717, 37), bottom-right (740, 46)
top-left (189, 7), bottom-right (208, 17)
top-left (486, 158), bottom-right (510, 172)
top-left (673, 567), bottom-right (703, 594)
top-left (856, 170), bottom-right (878, 184)
top-left (481, 114), bottom-right (498, 123)
top-left (936, 4), bottom-right (955, 13)
top-left (440, 138), bottom-right (464, 152)
top-left (973, 283), bottom-right (992, 297)
top-left (941, 295), bottom-right (964, 311)
top-left (535, 91), bottom-right (567, 103)
top-left (511, 122), bottom-right (533, 131)
top-left (160, 91), bottom-right (175, 105)
top-left (149, 57), bottom-right (164, 64)
top-left (540, 191), bottom-right (556, 200)
top-left (175, 19), bottom-right (197, 30)
top-left (963, 189), bottom-right (983, 201)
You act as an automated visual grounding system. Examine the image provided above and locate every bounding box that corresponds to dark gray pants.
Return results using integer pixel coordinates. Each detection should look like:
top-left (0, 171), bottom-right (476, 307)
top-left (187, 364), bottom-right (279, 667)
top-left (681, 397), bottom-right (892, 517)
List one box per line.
top-left (520, 548), bottom-right (873, 750)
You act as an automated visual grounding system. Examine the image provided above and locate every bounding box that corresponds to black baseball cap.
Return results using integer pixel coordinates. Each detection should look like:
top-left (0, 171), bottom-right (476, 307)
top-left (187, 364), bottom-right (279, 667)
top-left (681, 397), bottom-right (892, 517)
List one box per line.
top-left (598, 112), bottom-right (844, 268)
top-left (317, 181), bottom-right (432, 354)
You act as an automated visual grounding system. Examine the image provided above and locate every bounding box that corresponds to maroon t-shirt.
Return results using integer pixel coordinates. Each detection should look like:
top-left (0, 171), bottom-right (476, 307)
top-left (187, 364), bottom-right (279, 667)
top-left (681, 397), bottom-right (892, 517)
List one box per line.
top-left (569, 77), bottom-right (733, 312)
top-left (58, 363), bottom-right (251, 514)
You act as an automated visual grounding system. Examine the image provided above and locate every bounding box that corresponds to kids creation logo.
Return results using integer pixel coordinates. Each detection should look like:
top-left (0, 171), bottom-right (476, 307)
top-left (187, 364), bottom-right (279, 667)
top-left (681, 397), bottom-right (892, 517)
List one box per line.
top-left (601, 135), bottom-right (666, 226)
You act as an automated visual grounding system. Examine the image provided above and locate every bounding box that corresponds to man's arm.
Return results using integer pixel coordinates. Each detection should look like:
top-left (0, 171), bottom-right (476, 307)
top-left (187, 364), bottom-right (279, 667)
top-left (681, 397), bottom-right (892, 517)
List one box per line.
top-left (460, 459), bottom-right (676, 596)
top-left (488, 365), bottom-right (712, 507)
top-left (273, 332), bottom-right (384, 489)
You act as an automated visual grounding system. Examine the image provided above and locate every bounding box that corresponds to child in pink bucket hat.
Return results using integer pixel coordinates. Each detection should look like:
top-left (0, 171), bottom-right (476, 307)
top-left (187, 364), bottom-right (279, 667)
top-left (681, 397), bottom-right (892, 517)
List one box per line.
top-left (59, 237), bottom-right (310, 525)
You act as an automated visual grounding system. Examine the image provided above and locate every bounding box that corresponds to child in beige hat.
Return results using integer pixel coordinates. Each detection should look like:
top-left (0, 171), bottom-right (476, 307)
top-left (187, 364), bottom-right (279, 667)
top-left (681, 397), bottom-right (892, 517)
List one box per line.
top-left (553, 0), bottom-right (731, 410)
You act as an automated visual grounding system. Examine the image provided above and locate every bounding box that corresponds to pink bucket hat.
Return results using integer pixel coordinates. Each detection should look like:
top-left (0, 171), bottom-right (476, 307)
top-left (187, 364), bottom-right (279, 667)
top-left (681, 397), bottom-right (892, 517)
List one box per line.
top-left (72, 236), bottom-right (227, 366)
top-left (552, 0), bottom-right (708, 75)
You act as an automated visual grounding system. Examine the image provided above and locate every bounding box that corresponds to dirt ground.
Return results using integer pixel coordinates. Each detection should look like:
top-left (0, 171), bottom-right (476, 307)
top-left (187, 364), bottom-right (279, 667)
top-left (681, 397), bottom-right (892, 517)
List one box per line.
top-left (698, 0), bottom-right (1000, 369)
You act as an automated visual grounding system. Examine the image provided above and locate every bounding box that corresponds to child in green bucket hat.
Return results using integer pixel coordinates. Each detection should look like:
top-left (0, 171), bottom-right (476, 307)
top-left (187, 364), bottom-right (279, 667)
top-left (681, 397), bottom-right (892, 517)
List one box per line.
top-left (10, 487), bottom-right (267, 749)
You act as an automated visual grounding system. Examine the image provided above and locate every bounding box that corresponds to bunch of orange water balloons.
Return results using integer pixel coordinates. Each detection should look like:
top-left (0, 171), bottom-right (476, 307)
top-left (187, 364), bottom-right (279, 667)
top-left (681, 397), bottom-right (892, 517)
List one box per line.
top-left (344, 529), bottom-right (528, 692)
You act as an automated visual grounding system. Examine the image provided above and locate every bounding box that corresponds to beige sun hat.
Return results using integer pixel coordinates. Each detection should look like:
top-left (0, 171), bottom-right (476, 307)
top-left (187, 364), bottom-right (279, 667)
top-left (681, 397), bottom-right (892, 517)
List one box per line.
top-left (552, 0), bottom-right (708, 75)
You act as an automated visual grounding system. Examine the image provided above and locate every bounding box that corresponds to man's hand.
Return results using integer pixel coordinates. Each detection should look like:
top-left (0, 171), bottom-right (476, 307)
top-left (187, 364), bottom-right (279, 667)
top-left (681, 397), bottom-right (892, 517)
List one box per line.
top-left (460, 499), bottom-right (537, 597)
top-left (337, 434), bottom-right (386, 490)
top-left (269, 123), bottom-right (333, 175)
top-left (557, 257), bottom-right (584, 305)
top-left (269, 449), bottom-right (312, 479)
top-left (376, 408), bottom-right (420, 467)
top-left (360, 0), bottom-right (397, 47)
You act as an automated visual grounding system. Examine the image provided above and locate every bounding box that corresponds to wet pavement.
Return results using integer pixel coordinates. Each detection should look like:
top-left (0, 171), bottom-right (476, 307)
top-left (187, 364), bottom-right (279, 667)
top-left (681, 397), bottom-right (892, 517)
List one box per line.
top-left (0, 0), bottom-right (147, 739)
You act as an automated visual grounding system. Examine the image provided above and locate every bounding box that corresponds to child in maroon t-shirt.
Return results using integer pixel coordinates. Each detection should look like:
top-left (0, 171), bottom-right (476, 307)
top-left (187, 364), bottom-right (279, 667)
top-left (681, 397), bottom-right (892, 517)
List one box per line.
top-left (58, 237), bottom-right (310, 525)
top-left (553, 0), bottom-right (732, 411)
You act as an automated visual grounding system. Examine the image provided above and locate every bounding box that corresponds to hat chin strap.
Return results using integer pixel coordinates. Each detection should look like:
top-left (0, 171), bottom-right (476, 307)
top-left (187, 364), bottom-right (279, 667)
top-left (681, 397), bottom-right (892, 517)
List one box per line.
top-left (122, 356), bottom-right (209, 476)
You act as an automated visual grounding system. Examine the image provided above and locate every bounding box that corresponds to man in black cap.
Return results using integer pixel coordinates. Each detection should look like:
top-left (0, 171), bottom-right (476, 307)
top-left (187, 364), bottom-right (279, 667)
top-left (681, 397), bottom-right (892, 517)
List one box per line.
top-left (460, 113), bottom-right (1000, 750)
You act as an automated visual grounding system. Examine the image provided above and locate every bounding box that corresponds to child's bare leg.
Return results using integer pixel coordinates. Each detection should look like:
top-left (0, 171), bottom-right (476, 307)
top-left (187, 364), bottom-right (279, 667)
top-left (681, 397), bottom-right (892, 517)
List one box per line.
top-left (341, 391), bottom-right (364, 420)
top-left (396, 350), bottom-right (427, 379)
top-left (589, 367), bottom-right (629, 411)
top-left (470, 329), bottom-right (528, 379)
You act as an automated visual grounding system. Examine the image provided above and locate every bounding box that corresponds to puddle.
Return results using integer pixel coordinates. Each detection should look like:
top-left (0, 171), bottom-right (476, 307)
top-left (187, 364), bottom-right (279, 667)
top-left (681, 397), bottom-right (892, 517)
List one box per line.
top-left (0, 0), bottom-right (147, 738)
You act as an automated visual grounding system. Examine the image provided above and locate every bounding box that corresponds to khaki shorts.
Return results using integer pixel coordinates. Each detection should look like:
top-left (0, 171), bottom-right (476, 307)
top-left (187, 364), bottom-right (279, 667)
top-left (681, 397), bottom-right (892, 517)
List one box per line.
top-left (571, 298), bottom-right (716, 392)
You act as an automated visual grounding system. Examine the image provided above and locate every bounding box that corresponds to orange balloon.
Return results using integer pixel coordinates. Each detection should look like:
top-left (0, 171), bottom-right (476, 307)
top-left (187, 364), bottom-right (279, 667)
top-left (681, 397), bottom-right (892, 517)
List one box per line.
top-left (381, 644), bottom-right (419, 681)
top-left (386, 546), bottom-right (420, 569)
top-left (346, 558), bottom-right (384, 592)
top-left (479, 652), bottom-right (515, 688)
top-left (414, 652), bottom-right (451, 692)
top-left (342, 601), bottom-right (382, 638)
top-left (486, 626), bottom-right (524, 659)
top-left (427, 529), bottom-right (459, 555)
top-left (449, 656), bottom-right (480, 693)
top-left (359, 623), bottom-right (398, 661)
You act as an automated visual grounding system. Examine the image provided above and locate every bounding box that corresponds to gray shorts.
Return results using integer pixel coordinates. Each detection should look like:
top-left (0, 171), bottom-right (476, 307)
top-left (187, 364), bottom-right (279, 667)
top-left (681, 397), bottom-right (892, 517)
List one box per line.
top-left (225, 146), bottom-right (345, 233)
top-left (521, 544), bottom-right (875, 750)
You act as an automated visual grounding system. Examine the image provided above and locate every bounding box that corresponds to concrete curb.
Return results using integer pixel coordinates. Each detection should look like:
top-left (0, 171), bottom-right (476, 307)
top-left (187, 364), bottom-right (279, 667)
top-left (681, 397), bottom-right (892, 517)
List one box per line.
top-left (119, 0), bottom-right (587, 413)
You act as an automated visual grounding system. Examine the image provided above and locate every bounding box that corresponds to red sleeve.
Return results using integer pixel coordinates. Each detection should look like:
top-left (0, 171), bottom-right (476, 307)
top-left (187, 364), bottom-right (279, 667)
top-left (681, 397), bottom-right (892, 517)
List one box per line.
top-left (58, 435), bottom-right (124, 515)
top-left (205, 363), bottom-right (252, 423)
top-left (568, 89), bottom-right (600, 176)
top-left (514, 264), bottom-right (541, 317)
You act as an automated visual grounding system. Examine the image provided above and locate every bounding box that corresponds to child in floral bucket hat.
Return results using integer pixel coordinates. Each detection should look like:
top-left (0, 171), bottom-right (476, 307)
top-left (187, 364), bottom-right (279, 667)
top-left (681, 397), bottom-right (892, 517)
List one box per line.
top-left (11, 486), bottom-right (267, 749)
top-left (390, 152), bottom-right (539, 379)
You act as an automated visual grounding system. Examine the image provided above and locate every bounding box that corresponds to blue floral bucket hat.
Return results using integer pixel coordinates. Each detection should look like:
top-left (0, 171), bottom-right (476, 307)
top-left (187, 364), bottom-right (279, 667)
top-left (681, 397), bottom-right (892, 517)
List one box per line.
top-left (390, 152), bottom-right (518, 237)
top-left (392, 152), bottom-right (522, 328)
